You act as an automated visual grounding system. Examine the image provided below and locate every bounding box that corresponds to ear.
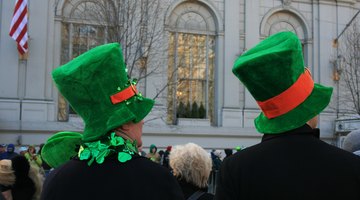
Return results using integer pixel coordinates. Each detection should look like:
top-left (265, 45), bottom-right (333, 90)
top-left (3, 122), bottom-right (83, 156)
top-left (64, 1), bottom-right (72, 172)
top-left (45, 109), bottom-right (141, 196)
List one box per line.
top-left (119, 123), bottom-right (131, 132)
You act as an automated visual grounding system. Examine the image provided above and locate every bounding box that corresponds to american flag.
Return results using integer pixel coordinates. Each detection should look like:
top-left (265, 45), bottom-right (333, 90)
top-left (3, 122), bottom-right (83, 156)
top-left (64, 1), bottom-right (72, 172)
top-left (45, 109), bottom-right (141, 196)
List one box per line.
top-left (9, 0), bottom-right (29, 55)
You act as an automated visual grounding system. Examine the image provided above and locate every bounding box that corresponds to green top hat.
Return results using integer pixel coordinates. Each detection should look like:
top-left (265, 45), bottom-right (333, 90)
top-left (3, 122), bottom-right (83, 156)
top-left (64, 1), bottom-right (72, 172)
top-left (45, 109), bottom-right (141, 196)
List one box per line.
top-left (233, 31), bottom-right (333, 134)
top-left (52, 43), bottom-right (154, 142)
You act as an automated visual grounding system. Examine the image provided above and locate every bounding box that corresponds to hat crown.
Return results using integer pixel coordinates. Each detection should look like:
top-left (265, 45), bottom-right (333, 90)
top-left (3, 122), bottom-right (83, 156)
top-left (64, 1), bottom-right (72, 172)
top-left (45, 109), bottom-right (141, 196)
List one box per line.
top-left (233, 31), bottom-right (304, 101)
top-left (52, 43), bottom-right (154, 142)
top-left (53, 43), bottom-right (128, 120)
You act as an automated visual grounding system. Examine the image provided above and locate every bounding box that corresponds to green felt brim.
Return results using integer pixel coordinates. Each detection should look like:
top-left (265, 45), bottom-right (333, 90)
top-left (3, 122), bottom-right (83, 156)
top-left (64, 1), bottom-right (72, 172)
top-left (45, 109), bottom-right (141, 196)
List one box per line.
top-left (41, 132), bottom-right (83, 168)
top-left (255, 83), bottom-right (333, 133)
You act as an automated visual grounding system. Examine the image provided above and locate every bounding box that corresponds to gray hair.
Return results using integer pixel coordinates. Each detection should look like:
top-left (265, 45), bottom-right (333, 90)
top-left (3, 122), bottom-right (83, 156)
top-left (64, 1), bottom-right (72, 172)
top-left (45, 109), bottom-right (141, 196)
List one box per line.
top-left (343, 129), bottom-right (360, 153)
top-left (169, 143), bottom-right (212, 188)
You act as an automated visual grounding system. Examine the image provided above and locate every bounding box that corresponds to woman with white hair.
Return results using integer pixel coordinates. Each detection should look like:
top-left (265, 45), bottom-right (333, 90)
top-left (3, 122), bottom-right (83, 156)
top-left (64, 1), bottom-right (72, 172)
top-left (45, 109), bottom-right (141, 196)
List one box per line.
top-left (343, 129), bottom-right (360, 156)
top-left (170, 143), bottom-right (214, 200)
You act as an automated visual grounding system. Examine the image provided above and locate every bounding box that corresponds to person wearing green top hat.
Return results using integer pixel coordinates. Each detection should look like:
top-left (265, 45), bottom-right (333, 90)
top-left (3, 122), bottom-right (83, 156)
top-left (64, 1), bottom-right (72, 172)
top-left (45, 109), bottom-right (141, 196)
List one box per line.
top-left (40, 43), bottom-right (184, 200)
top-left (214, 31), bottom-right (360, 200)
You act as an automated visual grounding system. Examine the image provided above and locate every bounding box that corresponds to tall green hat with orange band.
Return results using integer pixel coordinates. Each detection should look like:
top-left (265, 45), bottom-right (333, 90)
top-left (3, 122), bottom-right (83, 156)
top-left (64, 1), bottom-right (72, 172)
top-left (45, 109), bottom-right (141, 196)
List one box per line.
top-left (52, 43), bottom-right (154, 142)
top-left (233, 31), bottom-right (333, 134)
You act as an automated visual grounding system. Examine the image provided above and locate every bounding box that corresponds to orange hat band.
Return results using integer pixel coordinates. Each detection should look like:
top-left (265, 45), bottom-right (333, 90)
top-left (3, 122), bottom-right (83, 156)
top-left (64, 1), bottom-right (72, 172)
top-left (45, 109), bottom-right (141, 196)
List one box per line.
top-left (110, 84), bottom-right (138, 104)
top-left (257, 69), bottom-right (314, 119)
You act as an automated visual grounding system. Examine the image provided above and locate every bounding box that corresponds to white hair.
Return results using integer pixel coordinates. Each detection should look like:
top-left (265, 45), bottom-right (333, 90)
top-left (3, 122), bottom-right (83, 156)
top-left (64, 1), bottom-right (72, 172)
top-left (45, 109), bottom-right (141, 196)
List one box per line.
top-left (343, 129), bottom-right (360, 153)
top-left (169, 143), bottom-right (212, 188)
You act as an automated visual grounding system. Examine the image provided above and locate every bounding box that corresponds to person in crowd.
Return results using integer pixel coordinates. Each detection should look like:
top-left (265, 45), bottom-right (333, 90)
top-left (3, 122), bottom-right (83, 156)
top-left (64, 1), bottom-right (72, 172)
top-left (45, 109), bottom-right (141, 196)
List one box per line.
top-left (158, 150), bottom-right (165, 165)
top-left (0, 145), bottom-right (6, 161)
top-left (10, 155), bottom-right (42, 200)
top-left (209, 149), bottom-right (222, 194)
top-left (0, 159), bottom-right (15, 200)
top-left (170, 143), bottom-right (214, 200)
top-left (0, 145), bottom-right (6, 155)
top-left (19, 146), bottom-right (28, 156)
top-left (1, 144), bottom-right (18, 160)
top-left (343, 129), bottom-right (360, 156)
top-left (210, 150), bottom-right (222, 172)
top-left (215, 31), bottom-right (360, 200)
top-left (40, 43), bottom-right (183, 200)
top-left (137, 146), bottom-right (147, 157)
top-left (146, 144), bottom-right (161, 163)
top-left (223, 149), bottom-right (233, 160)
top-left (162, 146), bottom-right (172, 169)
top-left (24, 145), bottom-right (43, 172)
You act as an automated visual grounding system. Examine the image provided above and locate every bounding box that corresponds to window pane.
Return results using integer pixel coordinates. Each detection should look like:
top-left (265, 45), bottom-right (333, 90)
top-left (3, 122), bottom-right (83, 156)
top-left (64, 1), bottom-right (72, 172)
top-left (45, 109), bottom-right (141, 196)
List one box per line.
top-left (168, 32), bottom-right (215, 122)
top-left (72, 24), bottom-right (105, 59)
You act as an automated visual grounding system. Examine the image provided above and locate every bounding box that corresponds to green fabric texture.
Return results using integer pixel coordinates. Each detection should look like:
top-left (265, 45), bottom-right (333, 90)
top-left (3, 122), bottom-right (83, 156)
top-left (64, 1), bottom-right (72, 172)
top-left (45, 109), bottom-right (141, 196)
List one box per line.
top-left (233, 31), bottom-right (333, 134)
top-left (52, 43), bottom-right (154, 142)
top-left (41, 132), bottom-right (83, 168)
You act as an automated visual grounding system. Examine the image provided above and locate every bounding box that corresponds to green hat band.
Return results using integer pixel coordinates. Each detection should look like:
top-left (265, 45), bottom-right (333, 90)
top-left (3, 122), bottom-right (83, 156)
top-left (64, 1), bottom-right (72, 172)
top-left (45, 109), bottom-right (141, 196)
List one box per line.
top-left (232, 31), bottom-right (333, 134)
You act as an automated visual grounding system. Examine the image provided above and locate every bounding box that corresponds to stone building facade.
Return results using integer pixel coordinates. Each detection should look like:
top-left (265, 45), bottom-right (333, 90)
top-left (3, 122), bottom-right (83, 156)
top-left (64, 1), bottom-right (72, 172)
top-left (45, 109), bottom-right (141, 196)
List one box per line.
top-left (0, 0), bottom-right (359, 150)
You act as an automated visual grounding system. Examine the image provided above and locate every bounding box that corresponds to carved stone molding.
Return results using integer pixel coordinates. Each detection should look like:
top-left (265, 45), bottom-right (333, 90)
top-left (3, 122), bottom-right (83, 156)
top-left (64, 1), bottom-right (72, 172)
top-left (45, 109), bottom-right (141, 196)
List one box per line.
top-left (282, 0), bottom-right (292, 6)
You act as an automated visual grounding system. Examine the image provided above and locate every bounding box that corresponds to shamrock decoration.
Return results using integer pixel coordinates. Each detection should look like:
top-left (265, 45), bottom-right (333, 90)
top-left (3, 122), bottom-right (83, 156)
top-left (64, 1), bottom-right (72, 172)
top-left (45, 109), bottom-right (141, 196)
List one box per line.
top-left (118, 152), bottom-right (132, 163)
top-left (78, 132), bottom-right (138, 166)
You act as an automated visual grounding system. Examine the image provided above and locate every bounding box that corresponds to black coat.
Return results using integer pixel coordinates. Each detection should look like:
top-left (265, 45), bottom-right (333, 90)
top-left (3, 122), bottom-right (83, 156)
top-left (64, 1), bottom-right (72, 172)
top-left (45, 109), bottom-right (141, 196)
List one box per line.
top-left (41, 155), bottom-right (184, 200)
top-left (177, 179), bottom-right (214, 200)
top-left (215, 125), bottom-right (360, 200)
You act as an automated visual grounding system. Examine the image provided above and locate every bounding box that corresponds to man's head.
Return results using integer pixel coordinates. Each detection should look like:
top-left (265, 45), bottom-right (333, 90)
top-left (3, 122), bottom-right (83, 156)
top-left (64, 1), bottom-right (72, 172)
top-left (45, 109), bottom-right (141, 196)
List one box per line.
top-left (232, 31), bottom-right (333, 134)
top-left (166, 146), bottom-right (172, 152)
top-left (6, 144), bottom-right (15, 153)
top-left (19, 146), bottom-right (28, 155)
top-left (0, 144), bottom-right (6, 153)
top-left (224, 148), bottom-right (233, 157)
top-left (149, 144), bottom-right (157, 153)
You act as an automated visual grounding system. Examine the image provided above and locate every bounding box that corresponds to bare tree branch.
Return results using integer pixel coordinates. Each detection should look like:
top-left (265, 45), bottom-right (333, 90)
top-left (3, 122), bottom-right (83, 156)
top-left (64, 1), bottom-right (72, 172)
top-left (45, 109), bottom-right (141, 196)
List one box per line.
top-left (337, 20), bottom-right (360, 115)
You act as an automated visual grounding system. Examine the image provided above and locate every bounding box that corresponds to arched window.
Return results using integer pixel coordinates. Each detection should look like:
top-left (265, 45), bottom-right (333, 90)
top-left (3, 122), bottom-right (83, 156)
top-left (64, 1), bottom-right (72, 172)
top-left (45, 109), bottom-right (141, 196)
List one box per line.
top-left (58, 1), bottom-right (112, 120)
top-left (261, 10), bottom-right (308, 56)
top-left (61, 1), bottom-right (110, 64)
top-left (57, 0), bottom-right (161, 121)
top-left (166, 2), bottom-right (216, 125)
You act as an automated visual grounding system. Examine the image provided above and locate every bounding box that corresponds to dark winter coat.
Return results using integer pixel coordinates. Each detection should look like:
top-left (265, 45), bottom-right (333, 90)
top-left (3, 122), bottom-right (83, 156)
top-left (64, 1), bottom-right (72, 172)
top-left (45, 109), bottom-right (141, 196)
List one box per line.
top-left (41, 155), bottom-right (184, 200)
top-left (177, 179), bottom-right (214, 200)
top-left (215, 124), bottom-right (360, 200)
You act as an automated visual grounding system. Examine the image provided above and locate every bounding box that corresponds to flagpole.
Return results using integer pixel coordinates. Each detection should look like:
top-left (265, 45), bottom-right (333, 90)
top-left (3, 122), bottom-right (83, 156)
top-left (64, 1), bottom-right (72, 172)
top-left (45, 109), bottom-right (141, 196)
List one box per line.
top-left (9, 0), bottom-right (30, 144)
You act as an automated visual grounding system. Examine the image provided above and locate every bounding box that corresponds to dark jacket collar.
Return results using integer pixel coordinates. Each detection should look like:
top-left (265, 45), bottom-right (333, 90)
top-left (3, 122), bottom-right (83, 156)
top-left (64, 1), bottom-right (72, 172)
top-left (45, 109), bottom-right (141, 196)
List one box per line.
top-left (262, 124), bottom-right (320, 142)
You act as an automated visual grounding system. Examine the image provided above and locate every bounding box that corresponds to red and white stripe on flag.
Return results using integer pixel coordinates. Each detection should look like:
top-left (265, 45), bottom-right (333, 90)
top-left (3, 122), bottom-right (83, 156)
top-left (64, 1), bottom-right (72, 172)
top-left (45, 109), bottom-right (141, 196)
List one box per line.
top-left (9, 0), bottom-right (29, 55)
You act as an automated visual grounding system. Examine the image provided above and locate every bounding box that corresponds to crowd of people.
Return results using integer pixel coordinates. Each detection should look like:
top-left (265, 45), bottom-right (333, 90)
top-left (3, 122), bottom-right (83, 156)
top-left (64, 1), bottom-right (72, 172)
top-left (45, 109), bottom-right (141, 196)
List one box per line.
top-left (1, 32), bottom-right (360, 200)
top-left (0, 142), bottom-right (238, 200)
top-left (0, 144), bottom-right (45, 200)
